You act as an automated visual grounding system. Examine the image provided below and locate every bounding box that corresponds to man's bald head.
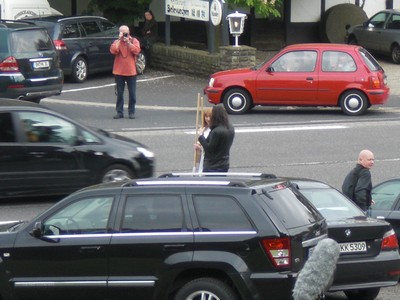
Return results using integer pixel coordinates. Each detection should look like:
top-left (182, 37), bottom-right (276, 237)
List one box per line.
top-left (358, 149), bottom-right (374, 169)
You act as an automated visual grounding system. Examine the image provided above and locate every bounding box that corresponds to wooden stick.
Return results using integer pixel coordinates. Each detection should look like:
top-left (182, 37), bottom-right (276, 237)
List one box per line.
top-left (193, 93), bottom-right (201, 169)
top-left (200, 96), bottom-right (204, 128)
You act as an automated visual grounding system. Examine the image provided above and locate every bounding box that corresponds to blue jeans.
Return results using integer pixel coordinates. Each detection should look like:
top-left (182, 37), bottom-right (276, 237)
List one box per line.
top-left (115, 75), bottom-right (137, 115)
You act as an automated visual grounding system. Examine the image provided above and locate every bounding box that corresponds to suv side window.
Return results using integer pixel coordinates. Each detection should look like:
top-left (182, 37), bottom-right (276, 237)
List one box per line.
top-left (80, 21), bottom-right (102, 37)
top-left (193, 195), bottom-right (253, 231)
top-left (121, 195), bottom-right (184, 232)
top-left (43, 196), bottom-right (114, 235)
top-left (0, 112), bottom-right (15, 142)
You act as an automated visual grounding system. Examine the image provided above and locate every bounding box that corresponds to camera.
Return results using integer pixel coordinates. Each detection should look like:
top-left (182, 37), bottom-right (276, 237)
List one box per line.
top-left (123, 33), bottom-right (128, 38)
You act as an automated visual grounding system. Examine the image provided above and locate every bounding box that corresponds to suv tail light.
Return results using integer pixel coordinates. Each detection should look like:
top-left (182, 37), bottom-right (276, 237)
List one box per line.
top-left (262, 237), bottom-right (291, 268)
top-left (381, 229), bottom-right (399, 251)
top-left (53, 40), bottom-right (67, 51)
top-left (0, 56), bottom-right (19, 72)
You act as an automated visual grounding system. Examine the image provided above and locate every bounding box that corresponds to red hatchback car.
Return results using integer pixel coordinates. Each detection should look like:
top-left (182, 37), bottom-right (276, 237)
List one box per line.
top-left (205, 44), bottom-right (389, 116)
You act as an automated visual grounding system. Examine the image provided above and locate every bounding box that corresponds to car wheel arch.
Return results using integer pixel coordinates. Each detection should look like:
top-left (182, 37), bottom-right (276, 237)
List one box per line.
top-left (390, 43), bottom-right (400, 64)
top-left (169, 268), bottom-right (244, 300)
top-left (98, 163), bottom-right (136, 183)
top-left (338, 89), bottom-right (369, 116)
top-left (71, 55), bottom-right (89, 83)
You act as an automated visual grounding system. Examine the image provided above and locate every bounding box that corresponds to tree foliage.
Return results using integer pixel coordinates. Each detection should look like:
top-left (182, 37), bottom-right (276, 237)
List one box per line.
top-left (228, 0), bottom-right (283, 17)
top-left (88, 0), bottom-right (283, 24)
top-left (88, 0), bottom-right (152, 25)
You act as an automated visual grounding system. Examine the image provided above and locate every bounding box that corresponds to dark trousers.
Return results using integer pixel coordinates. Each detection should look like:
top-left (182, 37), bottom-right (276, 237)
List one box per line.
top-left (115, 75), bottom-right (137, 115)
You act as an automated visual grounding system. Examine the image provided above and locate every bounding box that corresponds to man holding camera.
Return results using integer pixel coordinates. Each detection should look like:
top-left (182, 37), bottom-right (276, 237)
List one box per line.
top-left (110, 25), bottom-right (141, 119)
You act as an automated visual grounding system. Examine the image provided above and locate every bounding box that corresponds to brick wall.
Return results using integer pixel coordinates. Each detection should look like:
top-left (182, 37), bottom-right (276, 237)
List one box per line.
top-left (151, 43), bottom-right (256, 78)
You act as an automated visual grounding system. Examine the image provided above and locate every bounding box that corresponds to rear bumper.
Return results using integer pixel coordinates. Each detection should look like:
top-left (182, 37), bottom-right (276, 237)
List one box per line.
top-left (0, 72), bottom-right (63, 100)
top-left (366, 87), bottom-right (390, 105)
top-left (329, 250), bottom-right (400, 291)
top-left (248, 272), bottom-right (297, 299)
top-left (4, 85), bottom-right (63, 100)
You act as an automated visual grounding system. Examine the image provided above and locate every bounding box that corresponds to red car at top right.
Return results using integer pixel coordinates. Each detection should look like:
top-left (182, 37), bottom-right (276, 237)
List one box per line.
top-left (346, 9), bottom-right (400, 64)
top-left (205, 44), bottom-right (389, 116)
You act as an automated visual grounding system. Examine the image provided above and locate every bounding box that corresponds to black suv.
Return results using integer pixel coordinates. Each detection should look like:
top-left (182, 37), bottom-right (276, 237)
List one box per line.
top-left (0, 173), bottom-right (327, 300)
top-left (25, 15), bottom-right (146, 83)
top-left (0, 20), bottom-right (63, 103)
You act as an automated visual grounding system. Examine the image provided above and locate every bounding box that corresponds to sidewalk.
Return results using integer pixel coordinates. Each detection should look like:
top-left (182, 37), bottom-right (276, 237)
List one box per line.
top-left (256, 51), bottom-right (400, 96)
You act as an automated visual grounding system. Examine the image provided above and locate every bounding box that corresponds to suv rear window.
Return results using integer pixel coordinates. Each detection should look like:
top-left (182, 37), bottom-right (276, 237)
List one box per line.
top-left (260, 185), bottom-right (323, 228)
top-left (193, 195), bottom-right (254, 231)
top-left (10, 29), bottom-right (54, 53)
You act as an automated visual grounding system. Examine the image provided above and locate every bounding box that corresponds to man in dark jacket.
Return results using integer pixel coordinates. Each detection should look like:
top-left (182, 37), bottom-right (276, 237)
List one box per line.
top-left (342, 149), bottom-right (375, 212)
top-left (198, 105), bottom-right (235, 172)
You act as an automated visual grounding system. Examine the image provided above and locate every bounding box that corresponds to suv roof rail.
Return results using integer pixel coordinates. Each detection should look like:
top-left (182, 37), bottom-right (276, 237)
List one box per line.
top-left (122, 179), bottom-right (248, 188)
top-left (158, 172), bottom-right (277, 179)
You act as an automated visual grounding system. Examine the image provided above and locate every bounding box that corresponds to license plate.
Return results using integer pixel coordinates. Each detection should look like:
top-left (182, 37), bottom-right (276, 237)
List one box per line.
top-left (339, 241), bottom-right (367, 253)
top-left (33, 61), bottom-right (50, 69)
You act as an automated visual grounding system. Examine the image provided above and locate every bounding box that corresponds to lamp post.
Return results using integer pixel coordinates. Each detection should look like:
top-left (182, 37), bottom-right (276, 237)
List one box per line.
top-left (226, 11), bottom-right (247, 47)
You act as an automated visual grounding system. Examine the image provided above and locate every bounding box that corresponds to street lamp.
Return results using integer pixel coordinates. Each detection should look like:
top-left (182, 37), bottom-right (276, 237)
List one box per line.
top-left (226, 11), bottom-right (247, 47)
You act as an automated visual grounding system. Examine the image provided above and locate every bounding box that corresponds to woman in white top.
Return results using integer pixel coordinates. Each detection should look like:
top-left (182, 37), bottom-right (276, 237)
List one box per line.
top-left (194, 108), bottom-right (212, 173)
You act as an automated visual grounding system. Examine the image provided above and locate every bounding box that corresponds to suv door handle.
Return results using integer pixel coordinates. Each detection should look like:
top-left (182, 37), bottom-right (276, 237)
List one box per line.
top-left (29, 151), bottom-right (46, 157)
top-left (80, 246), bottom-right (104, 253)
top-left (163, 244), bottom-right (186, 250)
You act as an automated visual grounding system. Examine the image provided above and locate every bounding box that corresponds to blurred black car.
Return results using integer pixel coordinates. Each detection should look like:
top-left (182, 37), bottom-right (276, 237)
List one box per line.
top-left (371, 178), bottom-right (400, 241)
top-left (346, 9), bottom-right (400, 63)
top-left (0, 20), bottom-right (63, 103)
top-left (24, 15), bottom-right (147, 82)
top-left (0, 98), bottom-right (154, 199)
top-left (291, 179), bottom-right (400, 300)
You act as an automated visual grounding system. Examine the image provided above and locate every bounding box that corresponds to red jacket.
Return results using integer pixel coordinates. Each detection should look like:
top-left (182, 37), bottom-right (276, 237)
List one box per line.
top-left (110, 37), bottom-right (141, 76)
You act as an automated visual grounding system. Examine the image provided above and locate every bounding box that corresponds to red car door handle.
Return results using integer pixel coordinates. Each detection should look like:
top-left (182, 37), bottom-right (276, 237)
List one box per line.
top-left (306, 77), bottom-right (314, 81)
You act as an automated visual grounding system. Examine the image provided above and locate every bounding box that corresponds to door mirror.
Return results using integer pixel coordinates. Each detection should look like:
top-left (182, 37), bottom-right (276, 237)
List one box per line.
top-left (72, 136), bottom-right (85, 146)
top-left (31, 221), bottom-right (43, 238)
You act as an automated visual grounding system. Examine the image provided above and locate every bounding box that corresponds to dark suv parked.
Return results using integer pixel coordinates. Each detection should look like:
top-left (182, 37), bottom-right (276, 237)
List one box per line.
top-left (24, 15), bottom-right (144, 83)
top-left (0, 173), bottom-right (327, 300)
top-left (0, 20), bottom-right (63, 103)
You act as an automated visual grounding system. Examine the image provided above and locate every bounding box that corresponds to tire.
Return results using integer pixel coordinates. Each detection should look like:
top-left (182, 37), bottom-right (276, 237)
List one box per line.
top-left (340, 89), bottom-right (368, 116)
top-left (344, 287), bottom-right (380, 300)
top-left (136, 51), bottom-right (146, 74)
top-left (71, 57), bottom-right (88, 83)
top-left (391, 44), bottom-right (400, 64)
top-left (100, 164), bottom-right (134, 183)
top-left (175, 278), bottom-right (238, 300)
top-left (222, 88), bottom-right (252, 114)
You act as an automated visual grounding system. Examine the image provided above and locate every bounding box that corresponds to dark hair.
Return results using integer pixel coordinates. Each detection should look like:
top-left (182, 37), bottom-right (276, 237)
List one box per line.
top-left (211, 105), bottom-right (230, 128)
top-left (145, 10), bottom-right (155, 19)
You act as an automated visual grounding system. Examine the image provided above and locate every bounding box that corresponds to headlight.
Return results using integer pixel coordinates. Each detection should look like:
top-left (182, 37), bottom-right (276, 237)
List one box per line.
top-left (208, 77), bottom-right (215, 87)
top-left (137, 147), bottom-right (154, 158)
